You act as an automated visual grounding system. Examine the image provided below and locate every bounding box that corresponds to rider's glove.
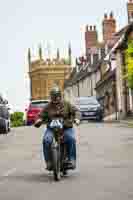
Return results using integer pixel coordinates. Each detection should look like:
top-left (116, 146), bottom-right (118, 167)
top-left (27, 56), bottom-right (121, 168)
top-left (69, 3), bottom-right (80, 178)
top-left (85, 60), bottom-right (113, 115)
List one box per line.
top-left (34, 119), bottom-right (42, 128)
top-left (74, 119), bottom-right (80, 126)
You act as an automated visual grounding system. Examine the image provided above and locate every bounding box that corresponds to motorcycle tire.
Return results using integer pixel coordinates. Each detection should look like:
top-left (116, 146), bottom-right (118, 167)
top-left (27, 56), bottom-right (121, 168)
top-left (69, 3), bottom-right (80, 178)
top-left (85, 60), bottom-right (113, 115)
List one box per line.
top-left (62, 169), bottom-right (68, 176)
top-left (51, 147), bottom-right (60, 181)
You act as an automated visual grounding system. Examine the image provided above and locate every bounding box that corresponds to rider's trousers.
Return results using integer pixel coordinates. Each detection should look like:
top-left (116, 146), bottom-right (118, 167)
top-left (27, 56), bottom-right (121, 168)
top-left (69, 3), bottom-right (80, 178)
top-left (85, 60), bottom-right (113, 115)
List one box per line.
top-left (42, 128), bottom-right (76, 162)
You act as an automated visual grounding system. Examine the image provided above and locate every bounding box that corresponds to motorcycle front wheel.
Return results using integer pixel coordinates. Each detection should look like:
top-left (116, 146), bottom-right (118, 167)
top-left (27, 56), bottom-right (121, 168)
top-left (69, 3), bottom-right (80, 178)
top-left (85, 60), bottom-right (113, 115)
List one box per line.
top-left (51, 147), bottom-right (61, 181)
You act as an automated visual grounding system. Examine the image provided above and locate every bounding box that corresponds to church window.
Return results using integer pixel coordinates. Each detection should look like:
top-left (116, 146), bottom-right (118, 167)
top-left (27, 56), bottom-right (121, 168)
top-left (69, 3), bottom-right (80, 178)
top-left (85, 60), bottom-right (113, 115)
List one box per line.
top-left (101, 48), bottom-right (105, 59)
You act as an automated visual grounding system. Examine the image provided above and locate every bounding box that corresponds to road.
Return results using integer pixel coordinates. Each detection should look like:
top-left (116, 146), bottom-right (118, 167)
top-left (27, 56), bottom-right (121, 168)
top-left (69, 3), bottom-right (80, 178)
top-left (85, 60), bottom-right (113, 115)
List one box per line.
top-left (0, 122), bottom-right (133, 200)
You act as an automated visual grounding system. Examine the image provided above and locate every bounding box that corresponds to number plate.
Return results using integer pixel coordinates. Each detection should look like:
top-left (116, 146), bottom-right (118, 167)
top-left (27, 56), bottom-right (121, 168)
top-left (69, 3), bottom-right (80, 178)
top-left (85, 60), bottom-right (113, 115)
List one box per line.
top-left (83, 112), bottom-right (94, 116)
top-left (50, 120), bottom-right (63, 129)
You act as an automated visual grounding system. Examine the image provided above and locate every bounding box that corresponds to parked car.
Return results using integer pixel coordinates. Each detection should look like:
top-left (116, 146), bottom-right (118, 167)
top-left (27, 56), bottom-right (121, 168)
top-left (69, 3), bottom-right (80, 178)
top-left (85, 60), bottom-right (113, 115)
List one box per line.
top-left (0, 102), bottom-right (11, 134)
top-left (25, 100), bottom-right (49, 125)
top-left (75, 96), bottom-right (103, 122)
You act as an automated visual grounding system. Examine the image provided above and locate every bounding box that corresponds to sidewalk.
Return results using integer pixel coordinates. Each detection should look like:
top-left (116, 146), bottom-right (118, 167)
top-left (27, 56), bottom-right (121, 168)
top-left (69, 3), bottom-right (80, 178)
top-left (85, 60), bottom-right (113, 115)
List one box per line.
top-left (119, 118), bottom-right (133, 128)
top-left (103, 117), bottom-right (133, 127)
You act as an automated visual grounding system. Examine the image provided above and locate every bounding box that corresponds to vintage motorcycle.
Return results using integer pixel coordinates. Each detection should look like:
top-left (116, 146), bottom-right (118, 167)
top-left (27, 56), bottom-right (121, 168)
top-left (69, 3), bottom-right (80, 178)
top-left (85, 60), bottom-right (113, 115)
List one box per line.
top-left (35, 117), bottom-right (79, 181)
top-left (48, 119), bottom-right (70, 181)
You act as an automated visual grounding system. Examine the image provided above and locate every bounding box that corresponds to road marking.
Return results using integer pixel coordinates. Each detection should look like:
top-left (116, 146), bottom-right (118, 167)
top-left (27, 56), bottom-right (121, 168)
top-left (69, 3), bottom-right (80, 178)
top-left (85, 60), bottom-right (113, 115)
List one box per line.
top-left (0, 168), bottom-right (17, 185)
top-left (2, 168), bottom-right (17, 177)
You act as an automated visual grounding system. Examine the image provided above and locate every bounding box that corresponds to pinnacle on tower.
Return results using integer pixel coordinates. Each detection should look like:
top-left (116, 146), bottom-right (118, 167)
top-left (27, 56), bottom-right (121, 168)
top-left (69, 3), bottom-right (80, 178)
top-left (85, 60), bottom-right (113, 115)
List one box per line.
top-left (68, 43), bottom-right (72, 65)
top-left (28, 48), bottom-right (31, 66)
top-left (57, 48), bottom-right (60, 60)
top-left (39, 44), bottom-right (43, 60)
top-left (68, 43), bottom-right (71, 56)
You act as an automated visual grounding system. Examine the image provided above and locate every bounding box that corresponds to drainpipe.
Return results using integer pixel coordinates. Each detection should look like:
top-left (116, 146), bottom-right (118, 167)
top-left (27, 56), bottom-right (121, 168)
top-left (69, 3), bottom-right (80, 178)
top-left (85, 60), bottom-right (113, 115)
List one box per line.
top-left (113, 81), bottom-right (118, 120)
top-left (77, 81), bottom-right (80, 97)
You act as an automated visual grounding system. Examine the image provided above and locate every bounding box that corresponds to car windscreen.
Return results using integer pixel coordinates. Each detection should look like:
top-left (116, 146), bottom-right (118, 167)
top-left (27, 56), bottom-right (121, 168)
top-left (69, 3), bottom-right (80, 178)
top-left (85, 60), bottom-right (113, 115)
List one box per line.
top-left (30, 101), bottom-right (49, 108)
top-left (76, 98), bottom-right (99, 105)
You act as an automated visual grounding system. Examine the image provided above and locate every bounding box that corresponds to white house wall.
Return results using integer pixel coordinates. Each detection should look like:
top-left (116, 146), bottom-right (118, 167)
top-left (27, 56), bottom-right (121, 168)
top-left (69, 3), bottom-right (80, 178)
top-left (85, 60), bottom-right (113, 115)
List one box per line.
top-left (64, 70), bottom-right (101, 101)
top-left (96, 71), bottom-right (101, 83)
top-left (92, 73), bottom-right (96, 96)
top-left (116, 51), bottom-right (126, 119)
top-left (88, 77), bottom-right (92, 96)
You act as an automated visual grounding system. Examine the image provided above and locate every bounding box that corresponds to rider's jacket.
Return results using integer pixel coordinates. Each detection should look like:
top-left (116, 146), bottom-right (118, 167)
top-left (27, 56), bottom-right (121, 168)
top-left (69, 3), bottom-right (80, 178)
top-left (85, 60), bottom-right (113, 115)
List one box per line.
top-left (38, 100), bottom-right (81, 129)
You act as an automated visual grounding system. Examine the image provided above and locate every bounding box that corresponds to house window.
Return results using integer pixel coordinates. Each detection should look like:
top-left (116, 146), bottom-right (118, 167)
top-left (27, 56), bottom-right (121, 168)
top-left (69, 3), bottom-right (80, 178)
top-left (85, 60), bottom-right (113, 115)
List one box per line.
top-left (101, 48), bottom-right (105, 59)
top-left (93, 54), bottom-right (99, 65)
top-left (87, 53), bottom-right (91, 62)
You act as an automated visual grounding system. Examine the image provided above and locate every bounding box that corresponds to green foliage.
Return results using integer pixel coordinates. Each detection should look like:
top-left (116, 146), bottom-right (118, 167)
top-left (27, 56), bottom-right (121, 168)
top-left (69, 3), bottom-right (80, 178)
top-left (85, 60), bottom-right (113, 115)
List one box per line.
top-left (10, 112), bottom-right (24, 127)
top-left (125, 39), bottom-right (133, 89)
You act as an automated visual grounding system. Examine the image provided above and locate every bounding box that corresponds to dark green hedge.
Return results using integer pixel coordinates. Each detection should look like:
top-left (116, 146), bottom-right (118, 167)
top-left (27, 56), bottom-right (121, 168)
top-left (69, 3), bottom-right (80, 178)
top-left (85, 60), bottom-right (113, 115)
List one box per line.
top-left (10, 112), bottom-right (24, 127)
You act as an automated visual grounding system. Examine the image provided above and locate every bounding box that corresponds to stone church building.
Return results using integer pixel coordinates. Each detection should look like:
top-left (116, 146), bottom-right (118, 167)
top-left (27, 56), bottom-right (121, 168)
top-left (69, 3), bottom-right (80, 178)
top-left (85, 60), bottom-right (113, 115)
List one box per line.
top-left (28, 45), bottom-right (72, 100)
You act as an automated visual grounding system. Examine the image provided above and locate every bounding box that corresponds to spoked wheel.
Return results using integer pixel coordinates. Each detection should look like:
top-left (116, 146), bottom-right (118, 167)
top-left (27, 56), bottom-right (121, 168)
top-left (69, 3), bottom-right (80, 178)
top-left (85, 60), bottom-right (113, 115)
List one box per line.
top-left (52, 147), bottom-right (61, 181)
top-left (60, 144), bottom-right (68, 177)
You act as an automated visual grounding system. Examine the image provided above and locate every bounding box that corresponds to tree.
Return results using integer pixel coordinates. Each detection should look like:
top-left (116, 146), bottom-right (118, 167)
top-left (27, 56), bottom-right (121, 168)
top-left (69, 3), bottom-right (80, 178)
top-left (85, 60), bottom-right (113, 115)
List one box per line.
top-left (125, 39), bottom-right (133, 89)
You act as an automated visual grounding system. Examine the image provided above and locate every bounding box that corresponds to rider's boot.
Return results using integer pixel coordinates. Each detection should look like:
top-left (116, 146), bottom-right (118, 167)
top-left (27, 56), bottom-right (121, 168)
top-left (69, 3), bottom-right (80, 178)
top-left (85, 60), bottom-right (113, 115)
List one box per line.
top-left (46, 161), bottom-right (53, 171)
top-left (64, 159), bottom-right (76, 170)
top-left (67, 160), bottom-right (76, 169)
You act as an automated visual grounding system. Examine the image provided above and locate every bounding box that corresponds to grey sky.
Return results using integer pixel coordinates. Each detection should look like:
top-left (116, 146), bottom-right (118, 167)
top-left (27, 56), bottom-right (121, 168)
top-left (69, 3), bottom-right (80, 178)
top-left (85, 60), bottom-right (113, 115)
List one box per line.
top-left (0, 0), bottom-right (128, 111)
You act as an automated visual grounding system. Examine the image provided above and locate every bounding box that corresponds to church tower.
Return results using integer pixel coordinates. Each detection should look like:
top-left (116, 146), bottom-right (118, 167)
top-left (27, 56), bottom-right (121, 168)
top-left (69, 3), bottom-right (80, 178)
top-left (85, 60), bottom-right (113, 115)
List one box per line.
top-left (28, 45), bottom-right (72, 100)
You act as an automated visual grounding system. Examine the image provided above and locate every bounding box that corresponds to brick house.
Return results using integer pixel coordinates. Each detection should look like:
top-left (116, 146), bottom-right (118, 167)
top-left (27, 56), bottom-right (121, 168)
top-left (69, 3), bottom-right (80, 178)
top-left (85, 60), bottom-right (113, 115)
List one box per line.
top-left (95, 1), bottom-right (133, 120)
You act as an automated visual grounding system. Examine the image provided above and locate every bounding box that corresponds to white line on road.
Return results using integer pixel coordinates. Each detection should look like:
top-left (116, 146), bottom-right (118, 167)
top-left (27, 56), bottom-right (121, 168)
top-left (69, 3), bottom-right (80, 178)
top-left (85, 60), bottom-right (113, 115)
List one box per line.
top-left (2, 168), bottom-right (17, 177)
top-left (0, 168), bottom-right (17, 186)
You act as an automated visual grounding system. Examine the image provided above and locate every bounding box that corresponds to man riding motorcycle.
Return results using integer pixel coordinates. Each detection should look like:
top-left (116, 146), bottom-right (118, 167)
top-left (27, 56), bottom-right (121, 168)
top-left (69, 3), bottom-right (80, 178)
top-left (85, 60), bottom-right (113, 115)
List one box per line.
top-left (34, 86), bottom-right (80, 170)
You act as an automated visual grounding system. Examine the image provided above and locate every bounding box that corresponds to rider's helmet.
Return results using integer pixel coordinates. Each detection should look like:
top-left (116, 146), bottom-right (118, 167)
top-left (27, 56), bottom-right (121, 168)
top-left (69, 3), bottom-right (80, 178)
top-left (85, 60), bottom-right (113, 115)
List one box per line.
top-left (50, 86), bottom-right (62, 104)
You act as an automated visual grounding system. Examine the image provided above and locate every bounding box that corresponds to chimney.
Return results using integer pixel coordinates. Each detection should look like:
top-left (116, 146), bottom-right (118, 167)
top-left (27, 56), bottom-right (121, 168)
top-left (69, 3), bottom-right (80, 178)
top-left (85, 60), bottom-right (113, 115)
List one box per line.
top-left (102, 12), bottom-right (116, 43)
top-left (28, 48), bottom-right (31, 72)
top-left (127, 0), bottom-right (133, 23)
top-left (85, 25), bottom-right (98, 56)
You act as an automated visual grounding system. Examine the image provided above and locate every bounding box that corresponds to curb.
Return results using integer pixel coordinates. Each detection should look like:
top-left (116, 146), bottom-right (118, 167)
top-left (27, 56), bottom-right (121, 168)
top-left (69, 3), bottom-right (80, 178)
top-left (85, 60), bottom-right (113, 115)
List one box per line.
top-left (119, 120), bottom-right (133, 126)
top-left (103, 119), bottom-right (133, 127)
top-left (103, 120), bottom-right (120, 124)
